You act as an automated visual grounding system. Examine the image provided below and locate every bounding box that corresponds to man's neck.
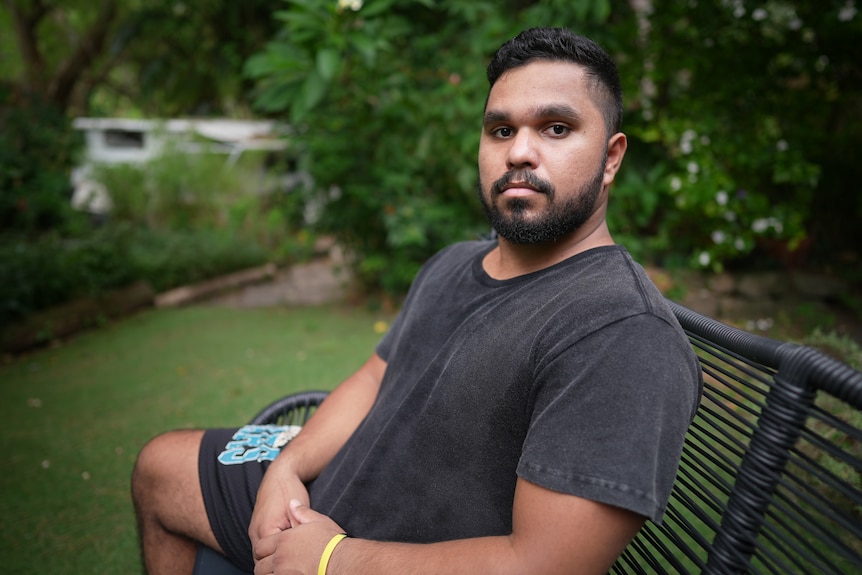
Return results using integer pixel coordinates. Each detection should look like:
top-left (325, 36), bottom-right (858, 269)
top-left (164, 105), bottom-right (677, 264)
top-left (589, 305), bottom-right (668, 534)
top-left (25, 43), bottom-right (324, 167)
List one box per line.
top-left (482, 221), bottom-right (614, 280)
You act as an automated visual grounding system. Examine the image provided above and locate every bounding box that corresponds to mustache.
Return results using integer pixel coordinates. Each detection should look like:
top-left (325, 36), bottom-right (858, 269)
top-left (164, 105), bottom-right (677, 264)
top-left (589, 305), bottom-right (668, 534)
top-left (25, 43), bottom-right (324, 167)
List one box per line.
top-left (490, 170), bottom-right (555, 197)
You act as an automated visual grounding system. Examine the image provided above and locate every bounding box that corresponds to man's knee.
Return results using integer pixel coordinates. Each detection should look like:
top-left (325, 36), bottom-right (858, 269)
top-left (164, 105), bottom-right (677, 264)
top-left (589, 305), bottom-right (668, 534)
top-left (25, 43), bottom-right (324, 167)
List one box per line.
top-left (132, 429), bottom-right (205, 507)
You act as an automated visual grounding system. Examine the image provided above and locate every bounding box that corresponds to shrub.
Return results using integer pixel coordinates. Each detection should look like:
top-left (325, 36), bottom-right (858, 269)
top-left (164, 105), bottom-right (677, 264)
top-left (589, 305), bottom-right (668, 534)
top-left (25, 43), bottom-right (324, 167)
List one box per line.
top-left (0, 226), bottom-right (268, 328)
top-left (245, 0), bottom-right (861, 292)
top-left (0, 86), bottom-right (84, 235)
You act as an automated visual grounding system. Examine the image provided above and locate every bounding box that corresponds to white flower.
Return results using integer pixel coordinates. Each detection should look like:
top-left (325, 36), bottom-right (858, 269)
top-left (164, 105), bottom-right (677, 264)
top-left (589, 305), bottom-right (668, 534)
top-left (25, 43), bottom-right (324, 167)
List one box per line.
top-left (337, 0), bottom-right (363, 11)
top-left (816, 55), bottom-right (829, 72)
top-left (698, 252), bottom-right (711, 266)
top-left (776, 139), bottom-right (789, 152)
top-left (716, 190), bottom-right (728, 205)
top-left (751, 217), bottom-right (784, 234)
top-left (771, 217), bottom-right (784, 233)
top-left (734, 237), bottom-right (746, 250)
top-left (753, 8), bottom-right (768, 20)
top-left (712, 230), bottom-right (726, 244)
top-left (839, 1), bottom-right (857, 21)
top-left (670, 176), bottom-right (682, 191)
top-left (687, 161), bottom-right (699, 174)
top-left (725, 211), bottom-right (737, 222)
top-left (752, 218), bottom-right (769, 233)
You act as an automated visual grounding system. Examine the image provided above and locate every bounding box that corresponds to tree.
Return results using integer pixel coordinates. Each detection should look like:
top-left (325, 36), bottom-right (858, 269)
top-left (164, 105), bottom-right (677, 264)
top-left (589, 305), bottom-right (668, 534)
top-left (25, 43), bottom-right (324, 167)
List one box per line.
top-left (614, 0), bottom-right (862, 272)
top-left (1, 0), bottom-right (280, 117)
top-left (245, 0), bottom-right (615, 293)
top-left (246, 0), bottom-right (861, 295)
top-left (3, 0), bottom-right (119, 114)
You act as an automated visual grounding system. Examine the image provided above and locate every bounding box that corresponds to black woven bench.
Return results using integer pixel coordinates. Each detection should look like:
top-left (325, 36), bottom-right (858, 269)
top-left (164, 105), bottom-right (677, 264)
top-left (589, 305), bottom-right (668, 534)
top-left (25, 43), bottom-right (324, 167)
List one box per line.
top-left (195, 301), bottom-right (862, 574)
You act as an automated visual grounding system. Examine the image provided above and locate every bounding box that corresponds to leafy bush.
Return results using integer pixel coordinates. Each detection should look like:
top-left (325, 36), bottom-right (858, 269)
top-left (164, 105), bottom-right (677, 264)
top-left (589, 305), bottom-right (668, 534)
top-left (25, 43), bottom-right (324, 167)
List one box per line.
top-left (93, 146), bottom-right (245, 231)
top-left (245, 0), bottom-right (861, 293)
top-left (1, 131), bottom-right (312, 326)
top-left (0, 86), bottom-right (84, 235)
top-left (802, 328), bottom-right (862, 370)
top-left (127, 228), bottom-right (269, 292)
top-left (0, 228), bottom-right (138, 327)
top-left (246, 0), bottom-right (508, 293)
top-left (0, 226), bottom-right (268, 327)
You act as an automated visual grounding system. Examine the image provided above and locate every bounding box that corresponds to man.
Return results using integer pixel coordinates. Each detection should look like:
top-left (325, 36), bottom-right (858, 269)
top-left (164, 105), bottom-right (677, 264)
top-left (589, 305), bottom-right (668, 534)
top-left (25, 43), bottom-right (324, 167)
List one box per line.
top-left (132, 27), bottom-right (702, 575)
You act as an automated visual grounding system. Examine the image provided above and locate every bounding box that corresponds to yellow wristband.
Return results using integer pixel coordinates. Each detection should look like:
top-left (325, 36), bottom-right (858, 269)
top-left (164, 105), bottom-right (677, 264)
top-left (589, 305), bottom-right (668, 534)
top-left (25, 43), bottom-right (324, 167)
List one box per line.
top-left (318, 533), bottom-right (348, 575)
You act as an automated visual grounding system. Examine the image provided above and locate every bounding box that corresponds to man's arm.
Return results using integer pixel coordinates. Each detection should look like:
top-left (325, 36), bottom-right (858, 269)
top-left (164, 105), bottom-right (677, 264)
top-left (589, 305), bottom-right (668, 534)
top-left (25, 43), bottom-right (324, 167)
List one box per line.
top-left (256, 476), bottom-right (644, 575)
top-left (248, 353), bottom-right (386, 549)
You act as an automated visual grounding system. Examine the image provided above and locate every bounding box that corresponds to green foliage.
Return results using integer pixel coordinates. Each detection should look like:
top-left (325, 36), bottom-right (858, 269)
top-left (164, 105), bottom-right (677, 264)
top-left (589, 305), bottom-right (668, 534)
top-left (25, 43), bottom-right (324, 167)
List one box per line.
top-left (802, 328), bottom-right (862, 370)
top-left (245, 0), bottom-right (861, 293)
top-left (1, 130), bottom-right (317, 326)
top-left (93, 147), bottom-right (244, 230)
top-left (247, 1), bottom-right (593, 295)
top-left (1, 0), bottom-right (283, 117)
top-left (0, 87), bottom-right (83, 235)
top-left (0, 226), bottom-right (268, 327)
top-left (123, 227), bottom-right (268, 292)
top-left (0, 229), bottom-right (134, 327)
top-left (93, 146), bottom-right (314, 260)
top-left (619, 1), bottom-right (835, 271)
top-left (245, 0), bottom-right (616, 294)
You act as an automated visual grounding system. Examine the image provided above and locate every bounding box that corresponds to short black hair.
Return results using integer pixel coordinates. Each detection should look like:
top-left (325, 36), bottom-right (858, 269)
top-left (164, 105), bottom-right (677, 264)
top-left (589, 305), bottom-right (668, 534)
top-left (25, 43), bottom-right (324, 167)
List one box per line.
top-left (486, 27), bottom-right (623, 135)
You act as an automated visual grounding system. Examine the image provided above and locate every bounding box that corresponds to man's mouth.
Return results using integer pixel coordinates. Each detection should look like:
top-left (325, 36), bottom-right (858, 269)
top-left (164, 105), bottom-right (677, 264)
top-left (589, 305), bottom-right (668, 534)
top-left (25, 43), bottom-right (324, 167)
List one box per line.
top-left (491, 171), bottom-right (553, 198)
top-left (500, 182), bottom-right (541, 197)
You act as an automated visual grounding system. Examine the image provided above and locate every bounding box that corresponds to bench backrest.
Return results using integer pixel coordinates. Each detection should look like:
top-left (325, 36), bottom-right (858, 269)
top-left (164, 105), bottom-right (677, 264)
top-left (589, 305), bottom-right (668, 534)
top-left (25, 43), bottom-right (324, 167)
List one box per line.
top-left (613, 300), bottom-right (862, 574)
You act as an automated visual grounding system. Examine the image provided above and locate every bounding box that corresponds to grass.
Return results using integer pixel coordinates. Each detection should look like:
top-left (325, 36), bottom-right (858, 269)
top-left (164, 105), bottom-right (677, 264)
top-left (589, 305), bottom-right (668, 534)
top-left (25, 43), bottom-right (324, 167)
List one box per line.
top-left (0, 304), bottom-right (391, 575)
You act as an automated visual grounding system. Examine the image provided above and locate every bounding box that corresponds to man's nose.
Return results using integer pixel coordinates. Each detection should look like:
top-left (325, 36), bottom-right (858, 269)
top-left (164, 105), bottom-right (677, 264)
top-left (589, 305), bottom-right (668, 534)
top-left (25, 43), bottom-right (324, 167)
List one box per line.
top-left (506, 130), bottom-right (539, 170)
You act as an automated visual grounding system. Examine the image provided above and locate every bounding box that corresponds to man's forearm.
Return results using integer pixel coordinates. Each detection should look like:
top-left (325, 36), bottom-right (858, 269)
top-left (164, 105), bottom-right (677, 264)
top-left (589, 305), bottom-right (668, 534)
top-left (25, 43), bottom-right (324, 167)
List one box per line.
top-left (272, 477), bottom-right (639, 575)
top-left (277, 353), bottom-right (386, 481)
top-left (328, 536), bottom-right (523, 575)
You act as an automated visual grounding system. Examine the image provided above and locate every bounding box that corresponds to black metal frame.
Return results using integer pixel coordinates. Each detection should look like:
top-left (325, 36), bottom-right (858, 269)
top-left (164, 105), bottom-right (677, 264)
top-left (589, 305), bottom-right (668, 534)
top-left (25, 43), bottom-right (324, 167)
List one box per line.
top-left (613, 301), bottom-right (862, 574)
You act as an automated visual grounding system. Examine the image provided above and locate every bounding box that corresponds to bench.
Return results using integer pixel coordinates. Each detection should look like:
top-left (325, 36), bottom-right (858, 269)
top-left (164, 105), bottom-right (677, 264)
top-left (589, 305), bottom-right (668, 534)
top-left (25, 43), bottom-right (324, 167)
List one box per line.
top-left (194, 300), bottom-right (862, 574)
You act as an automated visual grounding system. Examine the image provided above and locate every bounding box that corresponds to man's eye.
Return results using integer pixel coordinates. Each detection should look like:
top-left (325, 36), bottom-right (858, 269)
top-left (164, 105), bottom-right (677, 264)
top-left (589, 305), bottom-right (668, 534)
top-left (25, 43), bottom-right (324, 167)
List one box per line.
top-left (548, 125), bottom-right (570, 136)
top-left (493, 127), bottom-right (513, 138)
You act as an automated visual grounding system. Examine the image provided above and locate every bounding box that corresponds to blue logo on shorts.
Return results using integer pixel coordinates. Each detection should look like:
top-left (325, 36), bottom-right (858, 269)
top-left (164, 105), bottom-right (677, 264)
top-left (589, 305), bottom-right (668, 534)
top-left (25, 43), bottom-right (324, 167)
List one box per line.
top-left (217, 425), bottom-right (301, 465)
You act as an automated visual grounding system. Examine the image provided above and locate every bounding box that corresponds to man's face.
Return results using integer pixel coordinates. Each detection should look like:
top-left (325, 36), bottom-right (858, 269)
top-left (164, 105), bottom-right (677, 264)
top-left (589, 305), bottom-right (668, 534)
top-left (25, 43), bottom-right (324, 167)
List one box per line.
top-left (478, 60), bottom-right (612, 245)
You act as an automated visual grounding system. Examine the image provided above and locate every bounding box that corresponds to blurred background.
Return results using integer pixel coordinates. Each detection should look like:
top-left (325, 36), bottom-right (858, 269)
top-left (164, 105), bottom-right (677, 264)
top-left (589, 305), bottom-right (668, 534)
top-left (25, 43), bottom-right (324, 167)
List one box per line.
top-left (2, 0), bottom-right (861, 340)
top-left (2, 3), bottom-right (861, 572)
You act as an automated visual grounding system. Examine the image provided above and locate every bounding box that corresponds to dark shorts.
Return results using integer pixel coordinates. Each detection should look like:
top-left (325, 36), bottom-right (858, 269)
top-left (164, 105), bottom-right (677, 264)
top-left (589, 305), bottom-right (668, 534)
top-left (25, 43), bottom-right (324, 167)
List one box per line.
top-left (199, 425), bottom-right (302, 572)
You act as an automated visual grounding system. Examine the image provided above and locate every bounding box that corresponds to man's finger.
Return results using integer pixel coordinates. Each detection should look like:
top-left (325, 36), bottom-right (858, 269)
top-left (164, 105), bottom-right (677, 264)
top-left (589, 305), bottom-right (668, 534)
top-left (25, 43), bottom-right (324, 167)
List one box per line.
top-left (288, 498), bottom-right (321, 525)
top-left (252, 531), bottom-right (278, 563)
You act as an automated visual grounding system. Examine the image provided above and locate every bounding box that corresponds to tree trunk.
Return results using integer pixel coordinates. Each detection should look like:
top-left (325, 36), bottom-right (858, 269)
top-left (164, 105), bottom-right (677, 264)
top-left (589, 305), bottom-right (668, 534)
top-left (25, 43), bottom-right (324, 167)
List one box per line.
top-left (48, 0), bottom-right (118, 113)
top-left (5, 0), bottom-right (119, 114)
top-left (5, 0), bottom-right (49, 94)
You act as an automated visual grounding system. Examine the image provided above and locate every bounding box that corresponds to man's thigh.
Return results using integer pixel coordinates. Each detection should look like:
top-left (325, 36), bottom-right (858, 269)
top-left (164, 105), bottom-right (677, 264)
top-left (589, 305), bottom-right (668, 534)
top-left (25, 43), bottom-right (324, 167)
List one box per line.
top-left (135, 429), bottom-right (222, 551)
top-left (199, 426), bottom-right (287, 571)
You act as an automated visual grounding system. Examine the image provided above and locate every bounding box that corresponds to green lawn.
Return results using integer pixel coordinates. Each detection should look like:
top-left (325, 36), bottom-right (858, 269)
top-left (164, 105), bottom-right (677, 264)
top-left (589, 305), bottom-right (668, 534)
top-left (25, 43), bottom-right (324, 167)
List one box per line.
top-left (0, 305), bottom-right (390, 574)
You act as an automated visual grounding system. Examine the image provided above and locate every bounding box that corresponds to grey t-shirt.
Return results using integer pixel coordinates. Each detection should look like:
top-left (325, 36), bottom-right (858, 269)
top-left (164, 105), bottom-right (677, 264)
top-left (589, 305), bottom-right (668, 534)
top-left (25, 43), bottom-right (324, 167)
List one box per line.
top-left (308, 241), bottom-right (702, 542)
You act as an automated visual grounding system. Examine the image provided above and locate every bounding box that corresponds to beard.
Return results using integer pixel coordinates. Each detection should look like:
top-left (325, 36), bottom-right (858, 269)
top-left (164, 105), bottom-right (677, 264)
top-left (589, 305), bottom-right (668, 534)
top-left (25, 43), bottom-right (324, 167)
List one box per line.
top-left (477, 157), bottom-right (607, 245)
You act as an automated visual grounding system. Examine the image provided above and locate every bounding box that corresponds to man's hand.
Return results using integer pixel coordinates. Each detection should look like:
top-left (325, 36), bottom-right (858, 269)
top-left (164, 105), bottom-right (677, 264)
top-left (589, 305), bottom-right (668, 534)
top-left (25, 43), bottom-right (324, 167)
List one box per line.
top-left (247, 461), bottom-right (309, 556)
top-left (252, 499), bottom-right (345, 575)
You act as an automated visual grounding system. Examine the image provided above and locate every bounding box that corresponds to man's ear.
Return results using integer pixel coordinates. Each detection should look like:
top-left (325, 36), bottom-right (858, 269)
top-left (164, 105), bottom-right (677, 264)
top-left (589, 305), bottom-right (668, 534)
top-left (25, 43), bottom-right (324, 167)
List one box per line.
top-left (602, 132), bottom-right (627, 187)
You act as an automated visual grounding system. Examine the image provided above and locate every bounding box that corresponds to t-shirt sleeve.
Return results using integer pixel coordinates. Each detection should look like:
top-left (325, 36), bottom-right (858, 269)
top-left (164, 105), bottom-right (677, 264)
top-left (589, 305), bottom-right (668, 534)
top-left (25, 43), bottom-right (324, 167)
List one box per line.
top-left (517, 312), bottom-right (701, 523)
